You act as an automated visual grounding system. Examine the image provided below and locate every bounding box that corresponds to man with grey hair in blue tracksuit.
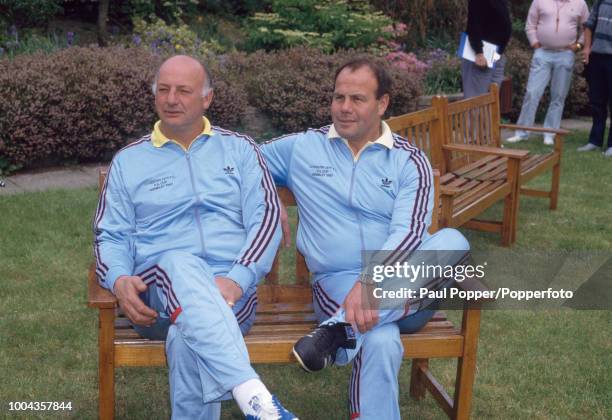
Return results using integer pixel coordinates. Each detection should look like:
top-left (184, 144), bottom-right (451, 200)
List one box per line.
top-left (261, 58), bottom-right (470, 419)
top-left (94, 55), bottom-right (296, 420)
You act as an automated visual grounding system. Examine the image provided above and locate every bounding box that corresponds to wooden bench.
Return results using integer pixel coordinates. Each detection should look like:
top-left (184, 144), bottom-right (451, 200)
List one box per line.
top-left (439, 84), bottom-right (567, 243)
top-left (89, 167), bottom-right (486, 419)
top-left (386, 99), bottom-right (528, 246)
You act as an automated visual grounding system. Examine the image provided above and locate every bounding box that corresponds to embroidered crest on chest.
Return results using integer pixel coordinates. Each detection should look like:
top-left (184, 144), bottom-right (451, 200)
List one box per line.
top-left (147, 175), bottom-right (176, 192)
top-left (310, 165), bottom-right (335, 178)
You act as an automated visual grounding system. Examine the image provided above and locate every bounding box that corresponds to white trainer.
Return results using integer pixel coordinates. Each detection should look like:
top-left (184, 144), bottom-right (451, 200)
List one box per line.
top-left (506, 135), bottom-right (527, 143)
top-left (604, 148), bottom-right (612, 158)
top-left (576, 143), bottom-right (599, 152)
top-left (543, 135), bottom-right (554, 146)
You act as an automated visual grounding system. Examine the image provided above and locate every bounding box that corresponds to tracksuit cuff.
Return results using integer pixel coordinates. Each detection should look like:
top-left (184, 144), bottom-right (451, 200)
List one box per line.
top-left (227, 263), bottom-right (255, 292)
top-left (106, 267), bottom-right (131, 294)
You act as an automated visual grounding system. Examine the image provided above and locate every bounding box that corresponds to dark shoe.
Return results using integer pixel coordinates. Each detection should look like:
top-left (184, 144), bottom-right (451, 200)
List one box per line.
top-left (292, 322), bottom-right (356, 372)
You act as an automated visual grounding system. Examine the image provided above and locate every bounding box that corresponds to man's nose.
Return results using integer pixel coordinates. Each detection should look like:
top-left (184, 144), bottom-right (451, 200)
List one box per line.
top-left (167, 88), bottom-right (178, 104)
top-left (340, 99), bottom-right (352, 113)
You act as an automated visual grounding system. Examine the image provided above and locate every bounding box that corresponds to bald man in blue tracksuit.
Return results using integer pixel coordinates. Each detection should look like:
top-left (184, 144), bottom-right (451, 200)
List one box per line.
top-left (261, 59), bottom-right (469, 420)
top-left (94, 55), bottom-right (295, 420)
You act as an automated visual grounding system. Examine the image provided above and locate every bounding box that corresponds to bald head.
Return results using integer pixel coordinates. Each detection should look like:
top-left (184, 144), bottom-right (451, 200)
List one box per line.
top-left (152, 55), bottom-right (213, 96)
top-left (153, 55), bottom-right (215, 147)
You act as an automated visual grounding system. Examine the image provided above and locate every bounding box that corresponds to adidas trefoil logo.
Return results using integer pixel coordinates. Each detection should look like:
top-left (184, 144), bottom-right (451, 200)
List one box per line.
top-left (381, 177), bottom-right (392, 188)
top-left (223, 165), bottom-right (235, 175)
top-left (248, 395), bottom-right (262, 413)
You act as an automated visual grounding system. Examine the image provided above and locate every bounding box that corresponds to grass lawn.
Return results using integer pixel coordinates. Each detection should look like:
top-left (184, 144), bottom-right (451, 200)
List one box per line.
top-left (0, 132), bottom-right (610, 419)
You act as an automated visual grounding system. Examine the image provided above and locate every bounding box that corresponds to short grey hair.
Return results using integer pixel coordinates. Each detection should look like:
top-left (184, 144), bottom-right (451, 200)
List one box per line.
top-left (151, 60), bottom-right (214, 97)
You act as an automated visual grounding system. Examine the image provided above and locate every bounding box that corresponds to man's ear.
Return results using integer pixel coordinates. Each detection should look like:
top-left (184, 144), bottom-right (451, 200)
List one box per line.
top-left (202, 89), bottom-right (214, 111)
top-left (377, 93), bottom-right (390, 117)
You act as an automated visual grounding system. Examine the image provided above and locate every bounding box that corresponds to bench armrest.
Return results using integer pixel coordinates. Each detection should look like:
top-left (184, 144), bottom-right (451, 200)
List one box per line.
top-left (499, 123), bottom-right (570, 136)
top-left (442, 143), bottom-right (529, 160)
top-left (87, 264), bottom-right (117, 309)
top-left (440, 185), bottom-right (462, 196)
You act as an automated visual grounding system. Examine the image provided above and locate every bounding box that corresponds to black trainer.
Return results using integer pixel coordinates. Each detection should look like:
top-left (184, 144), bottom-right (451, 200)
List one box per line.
top-left (292, 322), bottom-right (357, 372)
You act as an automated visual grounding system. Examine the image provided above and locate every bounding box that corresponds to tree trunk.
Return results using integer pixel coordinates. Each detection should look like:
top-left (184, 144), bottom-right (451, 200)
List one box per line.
top-left (97, 0), bottom-right (110, 47)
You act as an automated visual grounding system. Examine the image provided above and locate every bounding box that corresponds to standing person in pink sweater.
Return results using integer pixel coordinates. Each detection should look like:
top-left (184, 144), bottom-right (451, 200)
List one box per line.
top-left (506, 0), bottom-right (589, 145)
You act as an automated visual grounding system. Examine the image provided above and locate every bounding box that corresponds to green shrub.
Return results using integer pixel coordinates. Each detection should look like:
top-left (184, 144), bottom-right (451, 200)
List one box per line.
top-left (117, 0), bottom-right (198, 23)
top-left (371, 0), bottom-right (467, 49)
top-left (0, 30), bottom-right (70, 59)
top-left (421, 49), bottom-right (462, 95)
top-left (0, 46), bottom-right (248, 170)
top-left (132, 16), bottom-right (226, 56)
top-left (244, 0), bottom-right (393, 52)
top-left (0, 0), bottom-right (62, 29)
top-left (225, 47), bottom-right (422, 134)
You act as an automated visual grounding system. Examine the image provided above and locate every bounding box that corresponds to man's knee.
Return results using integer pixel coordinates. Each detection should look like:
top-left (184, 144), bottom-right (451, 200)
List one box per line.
top-left (423, 228), bottom-right (470, 252)
top-left (362, 323), bottom-right (403, 360)
top-left (157, 250), bottom-right (201, 270)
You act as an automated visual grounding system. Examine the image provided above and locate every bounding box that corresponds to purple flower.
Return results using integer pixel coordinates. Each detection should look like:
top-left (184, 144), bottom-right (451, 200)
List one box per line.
top-left (8, 25), bottom-right (17, 37)
top-left (67, 31), bottom-right (74, 46)
top-left (132, 35), bottom-right (142, 46)
top-left (0, 47), bottom-right (4, 57)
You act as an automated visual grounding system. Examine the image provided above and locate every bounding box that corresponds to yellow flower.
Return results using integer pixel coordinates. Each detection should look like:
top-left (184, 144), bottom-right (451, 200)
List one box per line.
top-left (175, 44), bottom-right (182, 50)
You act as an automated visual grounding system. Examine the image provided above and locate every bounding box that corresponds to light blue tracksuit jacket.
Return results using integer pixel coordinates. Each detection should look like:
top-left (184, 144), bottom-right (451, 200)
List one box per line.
top-left (261, 123), bottom-right (434, 279)
top-left (94, 122), bottom-right (281, 297)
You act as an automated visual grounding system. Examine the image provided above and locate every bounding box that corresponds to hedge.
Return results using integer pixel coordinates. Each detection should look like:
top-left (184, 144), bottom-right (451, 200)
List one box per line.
top-left (0, 46), bottom-right (248, 170)
top-left (0, 46), bottom-right (423, 170)
top-left (222, 47), bottom-right (422, 134)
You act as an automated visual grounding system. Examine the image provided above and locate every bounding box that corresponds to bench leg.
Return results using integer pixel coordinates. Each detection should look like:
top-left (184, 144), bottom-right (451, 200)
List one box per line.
top-left (550, 160), bottom-right (560, 210)
top-left (501, 193), bottom-right (515, 246)
top-left (505, 159), bottom-right (521, 245)
top-left (409, 358), bottom-right (428, 400)
top-left (99, 308), bottom-right (115, 420)
top-left (453, 307), bottom-right (482, 420)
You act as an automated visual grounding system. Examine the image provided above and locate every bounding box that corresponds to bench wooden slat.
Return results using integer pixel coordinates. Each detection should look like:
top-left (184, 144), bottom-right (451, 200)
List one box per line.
top-left (114, 333), bottom-right (465, 367)
top-left (450, 154), bottom-right (500, 177)
top-left (453, 180), bottom-right (505, 210)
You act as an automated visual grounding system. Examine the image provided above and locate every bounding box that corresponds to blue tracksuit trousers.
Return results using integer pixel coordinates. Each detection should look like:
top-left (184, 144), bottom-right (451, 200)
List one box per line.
top-left (131, 250), bottom-right (260, 420)
top-left (312, 228), bottom-right (470, 420)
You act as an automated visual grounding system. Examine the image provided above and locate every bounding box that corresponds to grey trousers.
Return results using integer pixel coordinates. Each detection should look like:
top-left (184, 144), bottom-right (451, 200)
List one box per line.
top-left (461, 55), bottom-right (507, 98)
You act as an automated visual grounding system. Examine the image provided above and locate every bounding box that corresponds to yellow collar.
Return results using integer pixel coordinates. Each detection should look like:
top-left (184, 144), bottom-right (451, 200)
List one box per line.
top-left (327, 121), bottom-right (394, 161)
top-left (151, 116), bottom-right (213, 151)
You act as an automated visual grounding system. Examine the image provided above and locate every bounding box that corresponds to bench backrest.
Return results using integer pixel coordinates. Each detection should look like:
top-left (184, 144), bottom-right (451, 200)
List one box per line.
top-left (441, 84), bottom-right (502, 171)
top-left (386, 104), bottom-right (446, 174)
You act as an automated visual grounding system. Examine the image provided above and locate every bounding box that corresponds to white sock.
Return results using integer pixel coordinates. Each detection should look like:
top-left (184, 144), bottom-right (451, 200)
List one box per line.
top-left (232, 378), bottom-right (273, 417)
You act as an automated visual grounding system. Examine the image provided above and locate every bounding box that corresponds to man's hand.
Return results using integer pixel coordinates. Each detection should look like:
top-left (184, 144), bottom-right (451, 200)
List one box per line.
top-left (280, 202), bottom-right (291, 247)
top-left (215, 276), bottom-right (244, 307)
top-left (343, 281), bottom-right (379, 334)
top-left (532, 42), bottom-right (542, 49)
top-left (474, 53), bottom-right (488, 68)
top-left (582, 47), bottom-right (591, 65)
top-left (568, 43), bottom-right (580, 53)
top-left (114, 275), bottom-right (157, 326)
